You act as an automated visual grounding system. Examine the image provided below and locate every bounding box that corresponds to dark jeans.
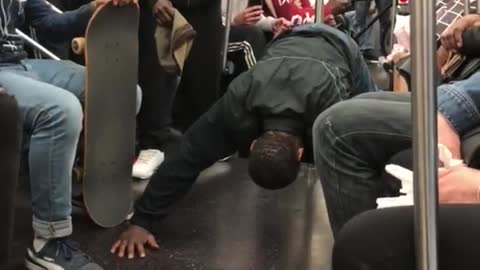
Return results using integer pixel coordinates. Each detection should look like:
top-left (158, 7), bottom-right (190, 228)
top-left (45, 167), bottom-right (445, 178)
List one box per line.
top-left (333, 205), bottom-right (480, 270)
top-left (313, 91), bottom-right (412, 235)
top-left (137, 0), bottom-right (179, 150)
top-left (0, 92), bottom-right (22, 268)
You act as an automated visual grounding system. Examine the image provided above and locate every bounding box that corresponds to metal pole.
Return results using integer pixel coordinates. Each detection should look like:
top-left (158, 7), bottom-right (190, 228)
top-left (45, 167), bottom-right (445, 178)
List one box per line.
top-left (222, 0), bottom-right (232, 73)
top-left (410, 0), bottom-right (439, 269)
top-left (15, 0), bottom-right (62, 60)
top-left (315, 0), bottom-right (324, 23)
top-left (15, 29), bottom-right (60, 60)
top-left (477, 0), bottom-right (480, 13)
top-left (465, 0), bottom-right (471, 15)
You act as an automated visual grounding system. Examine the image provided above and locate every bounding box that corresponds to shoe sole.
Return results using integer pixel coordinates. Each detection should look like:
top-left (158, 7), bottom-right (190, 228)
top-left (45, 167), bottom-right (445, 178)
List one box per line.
top-left (25, 249), bottom-right (48, 270)
top-left (25, 257), bottom-right (47, 270)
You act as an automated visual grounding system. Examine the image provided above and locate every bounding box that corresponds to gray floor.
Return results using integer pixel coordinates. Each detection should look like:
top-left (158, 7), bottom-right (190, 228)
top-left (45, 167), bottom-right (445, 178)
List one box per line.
top-left (11, 158), bottom-right (334, 270)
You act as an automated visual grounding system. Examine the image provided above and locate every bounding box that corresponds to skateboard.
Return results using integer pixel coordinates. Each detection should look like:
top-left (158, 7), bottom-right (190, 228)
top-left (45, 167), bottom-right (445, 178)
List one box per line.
top-left (71, 3), bottom-right (139, 228)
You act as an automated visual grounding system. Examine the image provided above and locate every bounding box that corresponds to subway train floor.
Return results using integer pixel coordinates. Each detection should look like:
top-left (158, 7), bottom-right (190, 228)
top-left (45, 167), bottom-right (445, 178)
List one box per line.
top-left (9, 158), bottom-right (333, 270)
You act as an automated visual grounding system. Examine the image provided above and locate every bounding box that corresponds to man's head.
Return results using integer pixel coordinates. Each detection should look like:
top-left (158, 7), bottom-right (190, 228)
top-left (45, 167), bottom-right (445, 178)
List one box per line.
top-left (248, 131), bottom-right (303, 190)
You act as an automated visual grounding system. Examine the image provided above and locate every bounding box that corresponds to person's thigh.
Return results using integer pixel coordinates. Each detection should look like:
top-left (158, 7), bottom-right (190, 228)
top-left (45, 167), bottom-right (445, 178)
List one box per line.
top-left (0, 71), bottom-right (82, 134)
top-left (355, 91), bottom-right (411, 102)
top-left (21, 59), bottom-right (85, 100)
top-left (333, 205), bottom-right (480, 270)
top-left (228, 25), bottom-right (267, 59)
top-left (313, 98), bottom-right (412, 235)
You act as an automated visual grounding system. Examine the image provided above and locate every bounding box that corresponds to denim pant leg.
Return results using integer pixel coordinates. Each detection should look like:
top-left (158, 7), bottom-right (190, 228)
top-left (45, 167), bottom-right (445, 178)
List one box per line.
top-left (313, 94), bottom-right (412, 236)
top-left (437, 71), bottom-right (480, 136)
top-left (354, 0), bottom-right (375, 52)
top-left (22, 59), bottom-right (142, 114)
top-left (0, 70), bottom-right (83, 239)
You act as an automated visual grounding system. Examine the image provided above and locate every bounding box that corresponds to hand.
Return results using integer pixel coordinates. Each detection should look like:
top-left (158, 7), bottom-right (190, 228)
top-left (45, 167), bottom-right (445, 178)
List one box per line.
top-left (439, 165), bottom-right (480, 203)
top-left (93, 0), bottom-right (137, 9)
top-left (272, 18), bottom-right (292, 35)
top-left (328, 0), bottom-right (350, 15)
top-left (440, 14), bottom-right (480, 52)
top-left (233, 5), bottom-right (263, 26)
top-left (324, 14), bottom-right (336, 26)
top-left (153, 0), bottom-right (175, 26)
top-left (111, 225), bottom-right (160, 259)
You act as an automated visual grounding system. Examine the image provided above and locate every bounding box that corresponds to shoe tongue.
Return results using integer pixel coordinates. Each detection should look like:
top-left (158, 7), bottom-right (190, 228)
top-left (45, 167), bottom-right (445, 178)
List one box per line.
top-left (33, 236), bottom-right (49, 252)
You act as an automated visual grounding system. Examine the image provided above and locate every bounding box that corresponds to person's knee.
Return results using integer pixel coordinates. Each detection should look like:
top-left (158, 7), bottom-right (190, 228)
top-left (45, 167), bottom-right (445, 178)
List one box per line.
top-left (46, 92), bottom-right (83, 139)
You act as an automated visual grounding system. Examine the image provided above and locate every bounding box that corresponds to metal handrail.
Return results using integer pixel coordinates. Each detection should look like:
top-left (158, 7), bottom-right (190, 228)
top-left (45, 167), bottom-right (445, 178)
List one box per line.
top-left (410, 0), bottom-right (439, 269)
top-left (315, 0), bottom-right (324, 23)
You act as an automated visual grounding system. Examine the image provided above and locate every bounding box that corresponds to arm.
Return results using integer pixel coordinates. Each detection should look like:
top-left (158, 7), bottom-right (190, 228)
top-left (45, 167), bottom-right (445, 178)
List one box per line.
top-left (25, 0), bottom-right (94, 42)
top-left (130, 95), bottom-right (241, 229)
top-left (255, 14), bottom-right (275, 31)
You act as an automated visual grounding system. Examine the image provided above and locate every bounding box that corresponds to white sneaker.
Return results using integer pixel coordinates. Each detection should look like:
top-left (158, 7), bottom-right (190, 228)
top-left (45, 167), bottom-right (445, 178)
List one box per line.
top-left (132, 149), bottom-right (165, 179)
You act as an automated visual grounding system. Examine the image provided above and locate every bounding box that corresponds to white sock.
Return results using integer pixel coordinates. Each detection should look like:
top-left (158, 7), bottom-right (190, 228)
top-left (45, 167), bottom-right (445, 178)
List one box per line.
top-left (33, 236), bottom-right (49, 252)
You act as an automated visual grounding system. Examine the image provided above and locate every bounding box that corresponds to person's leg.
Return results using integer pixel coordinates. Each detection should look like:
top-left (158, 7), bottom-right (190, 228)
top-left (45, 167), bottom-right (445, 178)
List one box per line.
top-left (173, 3), bottom-right (223, 132)
top-left (354, 0), bottom-right (375, 54)
top-left (136, 0), bottom-right (181, 152)
top-left (0, 91), bottom-right (21, 269)
top-left (0, 71), bottom-right (102, 269)
top-left (333, 205), bottom-right (480, 270)
top-left (228, 25), bottom-right (267, 59)
top-left (22, 59), bottom-right (142, 114)
top-left (375, 0), bottom-right (393, 55)
top-left (313, 94), bottom-right (412, 236)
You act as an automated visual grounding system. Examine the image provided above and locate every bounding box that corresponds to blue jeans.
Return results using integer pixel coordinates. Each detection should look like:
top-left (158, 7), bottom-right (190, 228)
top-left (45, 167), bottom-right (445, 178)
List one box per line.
top-left (354, 0), bottom-right (391, 52)
top-left (1, 59), bottom-right (141, 239)
top-left (314, 72), bottom-right (480, 235)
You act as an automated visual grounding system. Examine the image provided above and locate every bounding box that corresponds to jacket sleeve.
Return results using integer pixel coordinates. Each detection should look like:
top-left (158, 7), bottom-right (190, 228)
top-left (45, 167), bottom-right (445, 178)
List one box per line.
top-left (462, 27), bottom-right (480, 57)
top-left (25, 0), bottom-right (93, 42)
top-left (131, 94), bottom-right (240, 230)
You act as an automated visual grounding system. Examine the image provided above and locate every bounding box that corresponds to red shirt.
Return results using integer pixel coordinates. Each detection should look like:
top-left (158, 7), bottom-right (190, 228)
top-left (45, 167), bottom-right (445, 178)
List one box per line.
top-left (271, 0), bottom-right (332, 25)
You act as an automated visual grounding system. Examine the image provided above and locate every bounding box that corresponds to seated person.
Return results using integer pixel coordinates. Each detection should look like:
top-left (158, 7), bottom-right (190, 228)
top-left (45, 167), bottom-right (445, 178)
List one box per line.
top-left (0, 0), bottom-right (139, 269)
top-left (312, 12), bottom-right (480, 242)
top-left (221, 0), bottom-right (291, 58)
top-left (264, 0), bottom-right (349, 26)
top-left (110, 22), bottom-right (377, 259)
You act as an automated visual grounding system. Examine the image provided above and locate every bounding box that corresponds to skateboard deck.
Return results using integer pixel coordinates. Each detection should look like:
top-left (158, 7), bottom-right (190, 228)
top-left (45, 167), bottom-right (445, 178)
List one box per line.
top-left (77, 3), bottom-right (139, 228)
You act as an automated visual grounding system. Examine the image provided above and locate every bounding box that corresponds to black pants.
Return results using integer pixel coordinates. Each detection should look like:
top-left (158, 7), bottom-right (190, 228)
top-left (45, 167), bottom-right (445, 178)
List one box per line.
top-left (136, 0), bottom-right (179, 150)
top-left (0, 93), bottom-right (22, 268)
top-left (333, 205), bottom-right (480, 270)
top-left (172, 2), bottom-right (223, 132)
top-left (229, 25), bottom-right (267, 60)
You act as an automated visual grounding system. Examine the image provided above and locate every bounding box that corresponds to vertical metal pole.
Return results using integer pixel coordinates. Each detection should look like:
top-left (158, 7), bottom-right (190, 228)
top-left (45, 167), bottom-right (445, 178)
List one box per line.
top-left (465, 0), bottom-right (471, 15)
top-left (477, 0), bottom-right (480, 13)
top-left (410, 0), bottom-right (439, 269)
top-left (222, 0), bottom-right (232, 73)
top-left (315, 0), bottom-right (324, 23)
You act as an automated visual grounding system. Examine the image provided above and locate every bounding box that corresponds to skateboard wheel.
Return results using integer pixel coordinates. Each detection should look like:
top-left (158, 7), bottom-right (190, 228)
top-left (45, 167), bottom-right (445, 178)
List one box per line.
top-left (72, 37), bottom-right (86, 55)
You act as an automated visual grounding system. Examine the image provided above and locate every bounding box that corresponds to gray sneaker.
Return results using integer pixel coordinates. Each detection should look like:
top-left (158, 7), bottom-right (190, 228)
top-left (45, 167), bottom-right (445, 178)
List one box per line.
top-left (25, 238), bottom-right (103, 270)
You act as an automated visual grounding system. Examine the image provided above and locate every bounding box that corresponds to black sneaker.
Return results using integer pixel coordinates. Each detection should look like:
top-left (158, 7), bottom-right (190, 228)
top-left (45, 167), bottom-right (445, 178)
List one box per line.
top-left (25, 238), bottom-right (102, 270)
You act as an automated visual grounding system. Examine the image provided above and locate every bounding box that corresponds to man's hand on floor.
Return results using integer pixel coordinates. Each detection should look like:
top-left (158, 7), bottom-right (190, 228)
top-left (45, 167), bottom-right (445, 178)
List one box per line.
top-left (111, 225), bottom-right (160, 259)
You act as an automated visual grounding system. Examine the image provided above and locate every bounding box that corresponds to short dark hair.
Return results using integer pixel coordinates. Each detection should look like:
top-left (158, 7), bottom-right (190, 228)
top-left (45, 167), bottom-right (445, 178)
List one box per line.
top-left (248, 131), bottom-right (301, 190)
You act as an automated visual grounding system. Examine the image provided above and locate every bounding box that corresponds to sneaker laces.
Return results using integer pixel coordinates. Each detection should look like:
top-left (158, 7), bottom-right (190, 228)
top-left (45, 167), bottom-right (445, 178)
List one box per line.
top-left (52, 238), bottom-right (84, 261)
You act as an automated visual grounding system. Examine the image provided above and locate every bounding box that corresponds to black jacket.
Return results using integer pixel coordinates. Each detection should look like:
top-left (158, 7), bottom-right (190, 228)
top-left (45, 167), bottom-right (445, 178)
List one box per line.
top-left (131, 24), bottom-right (377, 230)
